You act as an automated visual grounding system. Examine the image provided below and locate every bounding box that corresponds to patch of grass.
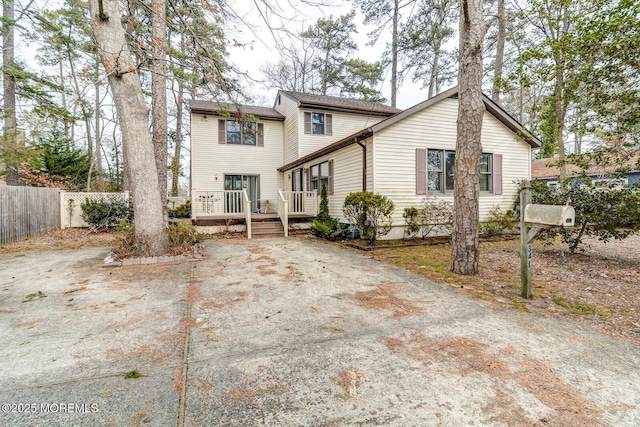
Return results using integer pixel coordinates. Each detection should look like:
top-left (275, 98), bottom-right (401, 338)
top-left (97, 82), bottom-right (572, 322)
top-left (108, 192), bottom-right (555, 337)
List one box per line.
top-left (14, 253), bottom-right (25, 257)
top-left (124, 370), bottom-right (141, 379)
top-left (509, 297), bottom-right (530, 312)
top-left (553, 296), bottom-right (605, 318)
top-left (109, 301), bottom-right (116, 304)
top-left (22, 293), bottom-right (39, 303)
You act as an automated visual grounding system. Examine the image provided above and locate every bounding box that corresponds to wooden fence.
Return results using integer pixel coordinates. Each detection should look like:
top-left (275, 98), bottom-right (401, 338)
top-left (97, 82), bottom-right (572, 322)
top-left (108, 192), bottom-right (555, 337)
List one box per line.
top-left (0, 186), bottom-right (61, 244)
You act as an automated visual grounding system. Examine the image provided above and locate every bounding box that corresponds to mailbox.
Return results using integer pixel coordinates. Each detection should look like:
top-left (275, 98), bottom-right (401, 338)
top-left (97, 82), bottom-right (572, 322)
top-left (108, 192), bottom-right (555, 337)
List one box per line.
top-left (524, 204), bottom-right (575, 227)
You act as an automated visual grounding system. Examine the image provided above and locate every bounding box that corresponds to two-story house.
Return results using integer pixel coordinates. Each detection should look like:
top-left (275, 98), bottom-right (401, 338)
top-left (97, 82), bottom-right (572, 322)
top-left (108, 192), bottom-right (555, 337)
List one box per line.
top-left (189, 87), bottom-right (541, 239)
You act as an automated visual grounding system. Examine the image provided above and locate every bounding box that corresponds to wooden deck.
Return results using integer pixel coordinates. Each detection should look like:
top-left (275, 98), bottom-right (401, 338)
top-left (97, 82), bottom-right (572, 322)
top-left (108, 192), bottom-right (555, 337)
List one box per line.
top-left (193, 213), bottom-right (314, 226)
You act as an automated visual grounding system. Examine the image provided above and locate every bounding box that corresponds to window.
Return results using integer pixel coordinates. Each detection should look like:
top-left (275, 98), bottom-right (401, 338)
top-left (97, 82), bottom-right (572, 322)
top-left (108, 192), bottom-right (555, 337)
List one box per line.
top-left (310, 162), bottom-right (329, 191)
top-left (226, 121), bottom-right (241, 144)
top-left (243, 123), bottom-right (256, 145)
top-left (226, 121), bottom-right (255, 145)
top-left (307, 160), bottom-right (333, 194)
top-left (312, 113), bottom-right (324, 134)
top-left (425, 149), bottom-right (494, 193)
top-left (427, 150), bottom-right (443, 191)
top-left (218, 120), bottom-right (263, 145)
top-left (304, 112), bottom-right (333, 135)
top-left (479, 153), bottom-right (492, 192)
top-left (427, 149), bottom-right (457, 191)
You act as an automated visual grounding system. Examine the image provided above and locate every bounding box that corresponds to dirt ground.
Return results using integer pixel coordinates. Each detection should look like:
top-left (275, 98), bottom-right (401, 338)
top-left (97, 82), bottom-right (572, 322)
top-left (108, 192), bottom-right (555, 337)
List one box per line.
top-left (1, 230), bottom-right (639, 426)
top-left (372, 234), bottom-right (640, 347)
top-left (2, 229), bottom-right (639, 347)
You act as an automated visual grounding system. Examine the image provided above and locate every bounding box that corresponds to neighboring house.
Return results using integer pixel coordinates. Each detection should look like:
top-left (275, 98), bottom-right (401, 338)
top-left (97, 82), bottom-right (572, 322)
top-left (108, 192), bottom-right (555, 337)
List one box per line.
top-left (532, 156), bottom-right (640, 187)
top-left (189, 87), bottom-right (541, 239)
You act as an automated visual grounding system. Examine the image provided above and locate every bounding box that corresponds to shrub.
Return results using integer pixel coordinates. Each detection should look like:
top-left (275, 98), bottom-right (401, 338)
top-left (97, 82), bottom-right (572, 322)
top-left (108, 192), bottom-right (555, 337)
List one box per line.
top-left (112, 222), bottom-right (205, 260)
top-left (111, 222), bottom-right (136, 260)
top-left (167, 222), bottom-right (205, 254)
top-left (480, 206), bottom-right (517, 237)
top-left (168, 200), bottom-right (191, 218)
top-left (342, 191), bottom-right (394, 245)
top-left (317, 183), bottom-right (331, 222)
top-left (419, 197), bottom-right (453, 238)
top-left (518, 179), bottom-right (640, 253)
top-left (81, 197), bottom-right (131, 230)
top-left (310, 217), bottom-right (350, 241)
top-left (403, 197), bottom-right (454, 240)
top-left (403, 207), bottom-right (421, 239)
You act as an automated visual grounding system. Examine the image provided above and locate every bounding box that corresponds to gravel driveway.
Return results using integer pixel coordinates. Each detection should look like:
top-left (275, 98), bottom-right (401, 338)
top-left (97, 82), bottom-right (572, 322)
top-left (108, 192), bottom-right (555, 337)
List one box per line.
top-left (1, 237), bottom-right (639, 426)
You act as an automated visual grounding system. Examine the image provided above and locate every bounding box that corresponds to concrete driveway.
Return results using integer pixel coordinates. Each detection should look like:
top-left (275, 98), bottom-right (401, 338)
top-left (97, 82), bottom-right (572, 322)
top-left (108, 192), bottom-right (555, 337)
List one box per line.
top-left (1, 237), bottom-right (639, 426)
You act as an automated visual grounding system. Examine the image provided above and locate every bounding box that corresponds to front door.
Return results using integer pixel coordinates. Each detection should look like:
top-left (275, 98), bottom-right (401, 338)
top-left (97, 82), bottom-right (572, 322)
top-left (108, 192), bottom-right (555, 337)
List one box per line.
top-left (224, 174), bottom-right (260, 213)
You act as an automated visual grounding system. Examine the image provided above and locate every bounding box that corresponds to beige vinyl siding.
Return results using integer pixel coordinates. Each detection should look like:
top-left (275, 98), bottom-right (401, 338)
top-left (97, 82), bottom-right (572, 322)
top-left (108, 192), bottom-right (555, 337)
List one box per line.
top-left (274, 95), bottom-right (300, 164)
top-left (191, 113), bottom-right (284, 202)
top-left (366, 139), bottom-right (374, 191)
top-left (298, 109), bottom-right (385, 159)
top-left (298, 143), bottom-right (365, 219)
top-left (373, 98), bottom-right (531, 239)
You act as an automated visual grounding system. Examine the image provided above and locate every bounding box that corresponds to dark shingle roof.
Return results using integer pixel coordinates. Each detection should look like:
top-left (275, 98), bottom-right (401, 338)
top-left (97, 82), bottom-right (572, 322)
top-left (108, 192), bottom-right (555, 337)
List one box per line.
top-left (278, 91), bottom-right (402, 116)
top-left (188, 100), bottom-right (285, 121)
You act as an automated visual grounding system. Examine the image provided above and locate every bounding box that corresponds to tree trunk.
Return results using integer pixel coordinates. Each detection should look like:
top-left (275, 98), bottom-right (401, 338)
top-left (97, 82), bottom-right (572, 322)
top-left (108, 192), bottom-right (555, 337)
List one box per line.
top-left (59, 48), bottom-right (70, 139)
top-left (492, 0), bottom-right (505, 103)
top-left (450, 0), bottom-right (486, 275)
top-left (152, 0), bottom-right (168, 224)
top-left (88, 0), bottom-right (168, 255)
top-left (2, 0), bottom-right (16, 165)
top-left (554, 63), bottom-right (567, 179)
top-left (170, 78), bottom-right (184, 197)
top-left (428, 49), bottom-right (440, 98)
top-left (390, 0), bottom-right (399, 107)
top-left (95, 59), bottom-right (103, 186)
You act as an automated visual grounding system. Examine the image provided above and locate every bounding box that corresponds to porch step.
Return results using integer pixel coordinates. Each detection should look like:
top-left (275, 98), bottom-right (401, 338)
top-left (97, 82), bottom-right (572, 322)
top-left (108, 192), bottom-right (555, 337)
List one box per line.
top-left (251, 220), bottom-right (284, 238)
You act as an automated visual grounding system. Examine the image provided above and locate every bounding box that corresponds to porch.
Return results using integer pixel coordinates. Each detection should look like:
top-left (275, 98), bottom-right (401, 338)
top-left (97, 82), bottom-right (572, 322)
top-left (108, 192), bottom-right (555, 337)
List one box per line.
top-left (191, 190), bottom-right (318, 238)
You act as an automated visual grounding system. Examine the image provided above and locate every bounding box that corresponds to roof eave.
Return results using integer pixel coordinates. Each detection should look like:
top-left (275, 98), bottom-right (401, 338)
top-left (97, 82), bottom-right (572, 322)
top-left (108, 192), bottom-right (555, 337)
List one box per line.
top-left (297, 101), bottom-right (398, 116)
top-left (481, 97), bottom-right (542, 148)
top-left (189, 106), bottom-right (285, 121)
top-left (278, 129), bottom-right (373, 172)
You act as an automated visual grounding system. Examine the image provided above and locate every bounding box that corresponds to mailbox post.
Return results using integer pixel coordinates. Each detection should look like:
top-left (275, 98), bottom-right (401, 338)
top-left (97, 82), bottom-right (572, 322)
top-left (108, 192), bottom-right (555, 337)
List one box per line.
top-left (519, 180), bottom-right (575, 299)
top-left (520, 181), bottom-right (533, 298)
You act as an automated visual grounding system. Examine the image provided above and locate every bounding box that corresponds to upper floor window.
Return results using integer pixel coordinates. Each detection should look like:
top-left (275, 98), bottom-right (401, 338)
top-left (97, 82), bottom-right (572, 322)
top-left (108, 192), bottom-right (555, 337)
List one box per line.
top-left (304, 112), bottom-right (333, 136)
top-left (218, 119), bottom-right (264, 146)
top-left (312, 113), bottom-right (324, 134)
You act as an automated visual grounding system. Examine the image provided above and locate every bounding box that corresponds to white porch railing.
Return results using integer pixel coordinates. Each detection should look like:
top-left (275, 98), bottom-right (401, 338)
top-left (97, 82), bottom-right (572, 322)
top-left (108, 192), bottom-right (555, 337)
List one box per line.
top-left (193, 190), bottom-right (245, 216)
top-left (277, 190), bottom-right (289, 237)
top-left (280, 191), bottom-right (318, 216)
top-left (243, 189), bottom-right (252, 239)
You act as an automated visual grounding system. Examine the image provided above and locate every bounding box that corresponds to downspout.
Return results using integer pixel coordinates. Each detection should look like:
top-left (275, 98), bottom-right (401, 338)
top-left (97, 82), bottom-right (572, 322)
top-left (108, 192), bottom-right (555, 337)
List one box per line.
top-left (356, 138), bottom-right (367, 191)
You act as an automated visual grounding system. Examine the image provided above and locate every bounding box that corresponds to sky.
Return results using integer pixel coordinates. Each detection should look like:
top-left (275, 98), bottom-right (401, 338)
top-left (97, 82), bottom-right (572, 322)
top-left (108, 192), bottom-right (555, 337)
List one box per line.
top-left (225, 0), bottom-right (433, 110)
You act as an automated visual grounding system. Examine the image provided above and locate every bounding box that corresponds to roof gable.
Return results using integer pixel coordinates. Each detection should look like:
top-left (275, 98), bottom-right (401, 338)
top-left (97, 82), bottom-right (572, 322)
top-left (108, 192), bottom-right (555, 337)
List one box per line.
top-left (279, 87), bottom-right (541, 172)
top-left (370, 86), bottom-right (541, 148)
top-left (277, 90), bottom-right (401, 116)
